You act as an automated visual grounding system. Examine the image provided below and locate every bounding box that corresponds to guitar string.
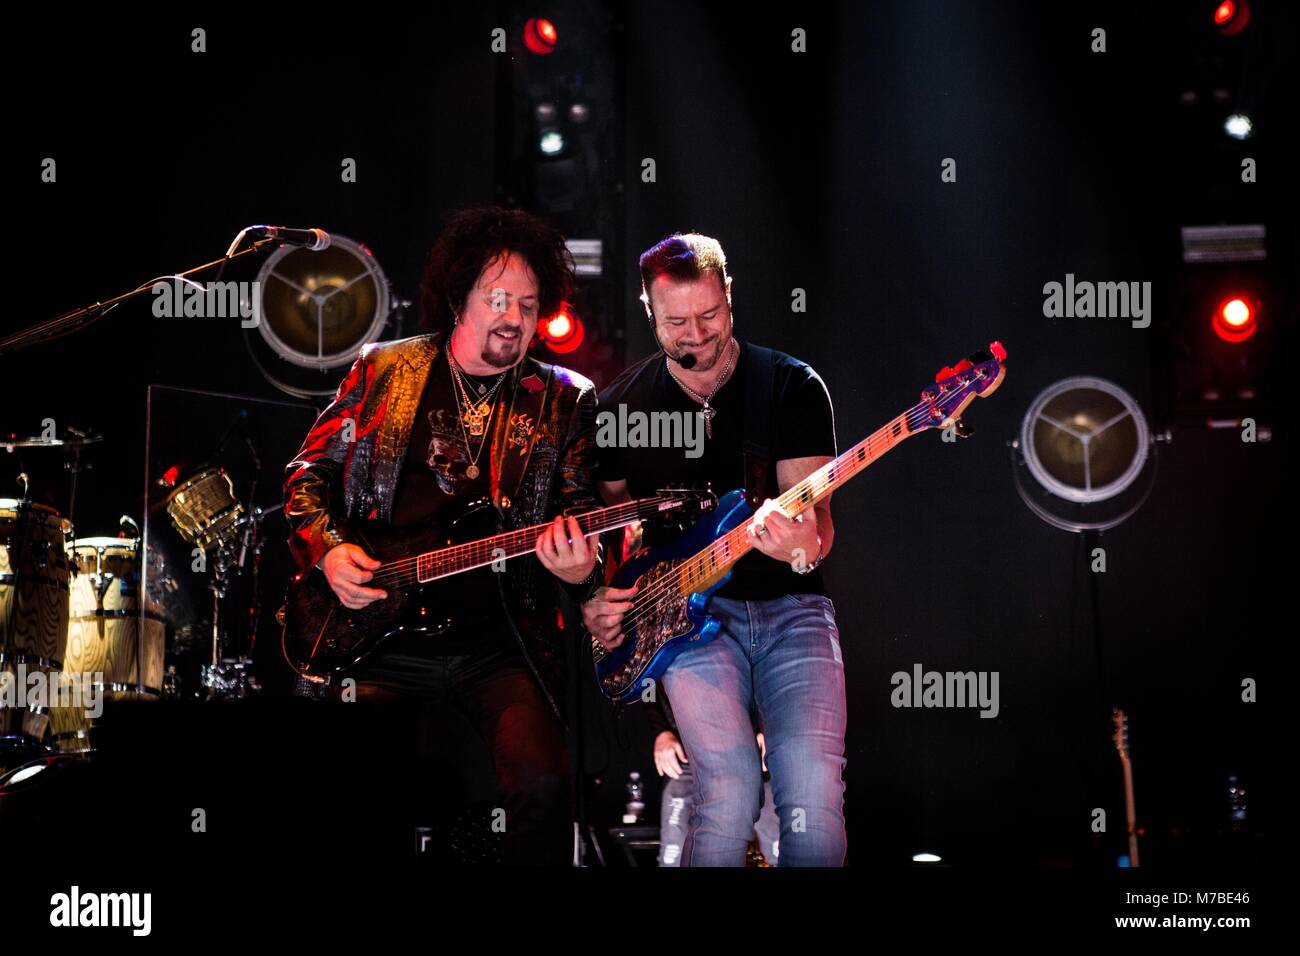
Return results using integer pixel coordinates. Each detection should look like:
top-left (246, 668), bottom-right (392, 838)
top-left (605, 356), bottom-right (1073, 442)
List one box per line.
top-left (366, 500), bottom-right (655, 588)
top-left (362, 497), bottom-right (678, 589)
top-left (365, 368), bottom-right (991, 610)
top-left (598, 422), bottom-right (902, 679)
top-left (379, 374), bottom-right (965, 593)
top-left (609, 385), bottom-right (975, 633)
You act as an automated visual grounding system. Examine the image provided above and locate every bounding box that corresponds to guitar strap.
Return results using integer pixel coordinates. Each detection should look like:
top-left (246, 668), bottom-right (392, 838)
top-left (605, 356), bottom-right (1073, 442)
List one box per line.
top-left (741, 341), bottom-right (778, 511)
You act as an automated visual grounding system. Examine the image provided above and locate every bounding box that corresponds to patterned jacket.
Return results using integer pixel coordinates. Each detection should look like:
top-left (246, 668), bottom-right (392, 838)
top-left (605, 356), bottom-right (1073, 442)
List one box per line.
top-left (283, 332), bottom-right (603, 719)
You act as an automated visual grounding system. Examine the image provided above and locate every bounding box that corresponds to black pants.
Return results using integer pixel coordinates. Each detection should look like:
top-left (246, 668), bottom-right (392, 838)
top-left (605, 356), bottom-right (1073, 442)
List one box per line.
top-left (345, 647), bottom-right (572, 866)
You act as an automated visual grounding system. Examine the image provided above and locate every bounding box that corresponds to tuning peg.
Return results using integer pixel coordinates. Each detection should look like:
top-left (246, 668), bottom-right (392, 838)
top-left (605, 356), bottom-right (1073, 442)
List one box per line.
top-left (989, 341), bottom-right (1007, 362)
top-left (935, 366), bottom-right (955, 382)
top-left (953, 358), bottom-right (973, 373)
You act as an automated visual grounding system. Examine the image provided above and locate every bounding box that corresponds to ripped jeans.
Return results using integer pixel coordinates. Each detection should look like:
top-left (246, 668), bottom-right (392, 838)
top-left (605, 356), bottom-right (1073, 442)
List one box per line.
top-left (661, 594), bottom-right (848, 866)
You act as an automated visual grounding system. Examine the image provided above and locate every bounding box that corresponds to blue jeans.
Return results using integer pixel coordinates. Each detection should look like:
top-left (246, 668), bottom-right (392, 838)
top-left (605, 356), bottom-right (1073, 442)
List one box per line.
top-left (662, 593), bottom-right (847, 866)
top-left (659, 763), bottom-right (780, 866)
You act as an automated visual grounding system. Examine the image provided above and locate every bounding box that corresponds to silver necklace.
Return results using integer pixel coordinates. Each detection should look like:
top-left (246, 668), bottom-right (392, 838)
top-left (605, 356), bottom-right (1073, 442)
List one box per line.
top-left (666, 338), bottom-right (736, 439)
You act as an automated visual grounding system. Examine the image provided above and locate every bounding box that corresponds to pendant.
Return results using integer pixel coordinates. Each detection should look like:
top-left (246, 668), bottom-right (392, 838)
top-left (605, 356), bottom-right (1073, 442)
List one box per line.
top-left (702, 403), bottom-right (716, 439)
top-left (465, 406), bottom-right (487, 437)
top-left (476, 383), bottom-right (486, 395)
top-left (466, 463), bottom-right (480, 479)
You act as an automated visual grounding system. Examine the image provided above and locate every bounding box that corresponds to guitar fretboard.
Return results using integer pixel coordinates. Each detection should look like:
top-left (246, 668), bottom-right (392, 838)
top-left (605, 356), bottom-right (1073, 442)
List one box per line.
top-left (378, 495), bottom-right (691, 591)
top-left (673, 407), bottom-right (928, 594)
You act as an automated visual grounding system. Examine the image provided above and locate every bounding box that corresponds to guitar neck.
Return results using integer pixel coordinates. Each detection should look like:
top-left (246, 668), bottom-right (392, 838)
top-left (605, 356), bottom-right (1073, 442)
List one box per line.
top-left (678, 408), bottom-right (922, 592)
top-left (408, 495), bottom-right (682, 584)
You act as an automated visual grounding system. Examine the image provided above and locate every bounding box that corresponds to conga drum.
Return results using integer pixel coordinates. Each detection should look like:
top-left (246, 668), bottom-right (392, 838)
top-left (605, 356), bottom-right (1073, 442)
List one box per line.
top-left (0, 499), bottom-right (72, 738)
top-left (47, 536), bottom-right (166, 755)
top-left (61, 537), bottom-right (165, 699)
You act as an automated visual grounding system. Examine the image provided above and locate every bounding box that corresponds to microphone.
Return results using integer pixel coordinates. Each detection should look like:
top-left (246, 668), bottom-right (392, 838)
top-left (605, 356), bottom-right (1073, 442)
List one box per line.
top-left (657, 337), bottom-right (696, 369)
top-left (648, 310), bottom-right (698, 368)
top-left (247, 225), bottom-right (331, 251)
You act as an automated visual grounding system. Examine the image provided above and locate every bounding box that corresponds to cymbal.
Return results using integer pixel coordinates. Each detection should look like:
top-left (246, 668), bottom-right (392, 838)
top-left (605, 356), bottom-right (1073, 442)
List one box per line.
top-left (2, 433), bottom-right (103, 451)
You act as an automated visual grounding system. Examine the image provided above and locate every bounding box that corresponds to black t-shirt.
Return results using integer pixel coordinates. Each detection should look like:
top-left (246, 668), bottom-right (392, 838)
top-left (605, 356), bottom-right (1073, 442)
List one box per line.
top-left (596, 338), bottom-right (836, 601)
top-left (384, 355), bottom-right (519, 658)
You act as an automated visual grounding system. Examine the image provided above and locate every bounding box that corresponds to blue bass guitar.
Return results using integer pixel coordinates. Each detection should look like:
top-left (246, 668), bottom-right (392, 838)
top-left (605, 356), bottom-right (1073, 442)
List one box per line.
top-left (592, 343), bottom-right (1007, 702)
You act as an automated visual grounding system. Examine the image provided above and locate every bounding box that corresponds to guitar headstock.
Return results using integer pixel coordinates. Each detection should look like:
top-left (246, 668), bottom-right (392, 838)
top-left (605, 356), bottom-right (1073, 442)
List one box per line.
top-left (1112, 707), bottom-right (1130, 760)
top-left (908, 341), bottom-right (1007, 435)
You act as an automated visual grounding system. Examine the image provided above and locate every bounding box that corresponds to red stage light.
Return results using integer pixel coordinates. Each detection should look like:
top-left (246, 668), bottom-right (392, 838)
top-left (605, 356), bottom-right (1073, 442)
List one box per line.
top-left (1214, 0), bottom-right (1250, 34)
top-left (523, 18), bottom-right (558, 55)
top-left (545, 312), bottom-right (573, 340)
top-left (541, 310), bottom-right (584, 353)
top-left (1212, 296), bottom-right (1258, 343)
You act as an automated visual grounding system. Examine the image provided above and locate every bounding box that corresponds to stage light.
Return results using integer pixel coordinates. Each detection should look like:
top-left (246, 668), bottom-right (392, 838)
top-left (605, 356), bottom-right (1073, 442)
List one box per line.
top-left (546, 313), bottom-right (572, 340)
top-left (540, 309), bottom-right (584, 353)
top-left (1213, 296), bottom-right (1258, 343)
top-left (523, 17), bottom-right (558, 55)
top-left (535, 102), bottom-right (558, 123)
top-left (539, 130), bottom-right (565, 156)
top-left (1224, 114), bottom-right (1253, 139)
top-left (1222, 298), bottom-right (1250, 327)
top-left (568, 102), bottom-right (591, 124)
top-left (912, 852), bottom-right (942, 863)
top-left (1214, 0), bottom-right (1251, 34)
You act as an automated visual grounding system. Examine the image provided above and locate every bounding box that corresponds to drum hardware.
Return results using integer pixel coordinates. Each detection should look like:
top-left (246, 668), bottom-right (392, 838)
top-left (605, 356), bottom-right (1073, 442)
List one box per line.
top-left (165, 467), bottom-right (273, 699)
top-left (1, 432), bottom-right (104, 451)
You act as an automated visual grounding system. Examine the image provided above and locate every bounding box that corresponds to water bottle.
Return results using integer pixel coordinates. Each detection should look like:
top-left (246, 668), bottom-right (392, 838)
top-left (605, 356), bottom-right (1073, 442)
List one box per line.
top-left (1228, 774), bottom-right (1247, 831)
top-left (623, 771), bottom-right (646, 824)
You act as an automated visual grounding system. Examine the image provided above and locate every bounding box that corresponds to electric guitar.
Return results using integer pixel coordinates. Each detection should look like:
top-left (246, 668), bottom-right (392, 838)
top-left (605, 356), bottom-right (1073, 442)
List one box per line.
top-left (282, 488), bottom-right (716, 681)
top-left (1112, 707), bottom-right (1140, 866)
top-left (593, 343), bottom-right (1008, 702)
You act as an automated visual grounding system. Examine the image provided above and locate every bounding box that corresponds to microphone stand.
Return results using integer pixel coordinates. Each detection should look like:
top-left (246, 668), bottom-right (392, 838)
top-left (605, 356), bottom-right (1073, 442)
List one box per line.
top-left (0, 239), bottom-right (279, 354)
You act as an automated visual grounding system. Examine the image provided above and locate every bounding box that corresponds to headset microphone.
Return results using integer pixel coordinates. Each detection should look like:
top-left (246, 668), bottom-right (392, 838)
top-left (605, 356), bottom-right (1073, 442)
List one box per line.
top-left (650, 311), bottom-right (697, 368)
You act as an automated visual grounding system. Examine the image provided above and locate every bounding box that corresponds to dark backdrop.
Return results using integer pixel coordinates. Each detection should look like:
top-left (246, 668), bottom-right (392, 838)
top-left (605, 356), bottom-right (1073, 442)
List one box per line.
top-left (4, 3), bottom-right (1288, 866)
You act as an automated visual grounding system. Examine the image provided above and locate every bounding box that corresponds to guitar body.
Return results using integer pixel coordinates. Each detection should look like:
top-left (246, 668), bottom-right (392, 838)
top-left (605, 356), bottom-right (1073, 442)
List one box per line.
top-left (596, 489), bottom-right (751, 702)
top-left (282, 496), bottom-right (503, 680)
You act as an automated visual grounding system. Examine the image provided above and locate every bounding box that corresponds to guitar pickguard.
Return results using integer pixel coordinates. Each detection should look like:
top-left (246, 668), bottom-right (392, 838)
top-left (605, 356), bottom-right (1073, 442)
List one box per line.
top-left (599, 558), bottom-right (694, 698)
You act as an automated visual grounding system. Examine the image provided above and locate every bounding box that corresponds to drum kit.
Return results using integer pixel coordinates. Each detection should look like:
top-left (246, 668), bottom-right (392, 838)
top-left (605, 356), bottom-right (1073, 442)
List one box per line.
top-left (1, 429), bottom-right (274, 789)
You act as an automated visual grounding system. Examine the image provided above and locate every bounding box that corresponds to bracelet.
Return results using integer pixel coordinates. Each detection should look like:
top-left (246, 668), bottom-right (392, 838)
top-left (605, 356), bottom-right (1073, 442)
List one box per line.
top-left (793, 535), bottom-right (824, 575)
top-left (569, 562), bottom-right (601, 589)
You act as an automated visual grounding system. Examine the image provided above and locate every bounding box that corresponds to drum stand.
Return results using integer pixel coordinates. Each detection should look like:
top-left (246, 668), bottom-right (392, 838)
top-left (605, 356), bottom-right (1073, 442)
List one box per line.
top-left (198, 507), bottom-right (275, 701)
top-left (200, 542), bottom-right (259, 700)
